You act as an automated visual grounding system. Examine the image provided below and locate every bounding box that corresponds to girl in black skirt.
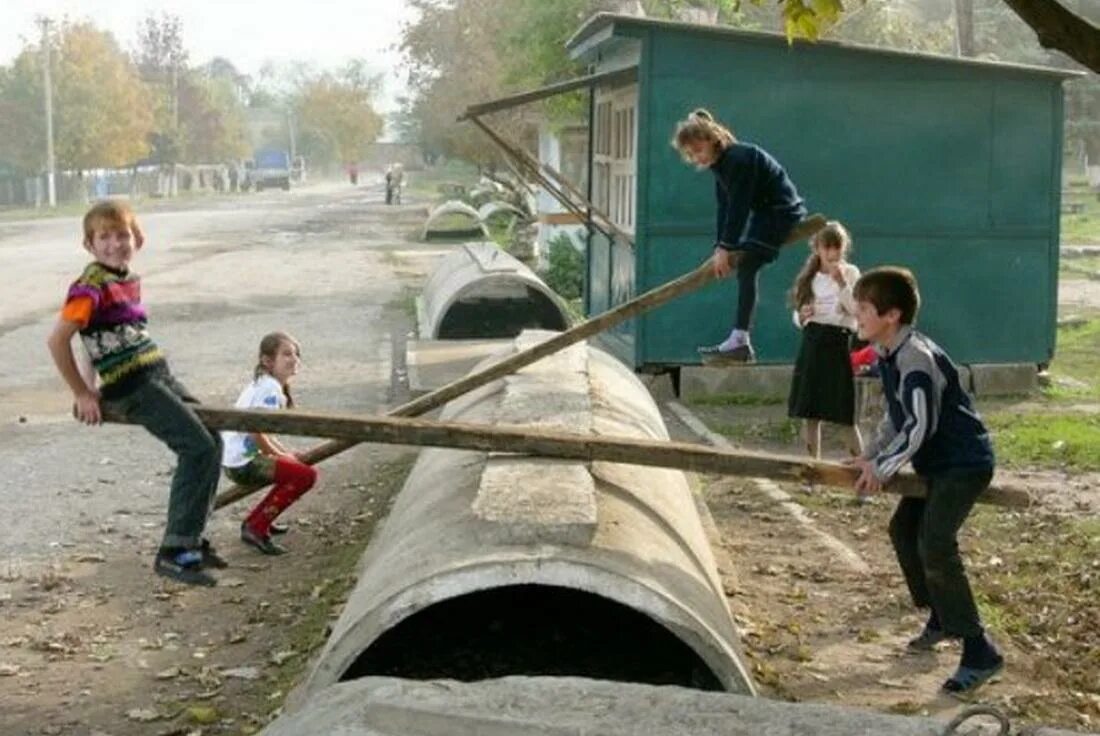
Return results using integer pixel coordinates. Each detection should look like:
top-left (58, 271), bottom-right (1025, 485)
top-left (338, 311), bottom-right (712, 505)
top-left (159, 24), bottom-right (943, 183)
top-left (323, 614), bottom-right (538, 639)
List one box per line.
top-left (787, 222), bottom-right (864, 460)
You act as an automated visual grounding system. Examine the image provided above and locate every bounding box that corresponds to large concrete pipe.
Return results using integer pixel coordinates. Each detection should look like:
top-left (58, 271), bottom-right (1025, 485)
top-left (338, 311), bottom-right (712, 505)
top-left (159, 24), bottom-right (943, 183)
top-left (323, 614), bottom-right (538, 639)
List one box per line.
top-left (415, 241), bottom-right (571, 340)
top-left (299, 331), bottom-right (755, 698)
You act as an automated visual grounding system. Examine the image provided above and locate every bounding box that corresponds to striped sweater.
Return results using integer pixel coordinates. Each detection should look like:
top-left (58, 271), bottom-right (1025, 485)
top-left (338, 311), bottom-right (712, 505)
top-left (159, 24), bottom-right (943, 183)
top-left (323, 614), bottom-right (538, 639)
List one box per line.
top-left (62, 262), bottom-right (166, 397)
top-left (863, 326), bottom-right (994, 480)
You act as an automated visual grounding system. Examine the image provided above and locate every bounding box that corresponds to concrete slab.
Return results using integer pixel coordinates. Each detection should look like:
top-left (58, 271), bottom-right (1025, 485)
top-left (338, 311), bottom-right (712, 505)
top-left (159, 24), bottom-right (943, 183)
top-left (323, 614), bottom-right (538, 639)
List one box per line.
top-left (262, 676), bottom-right (1095, 736)
top-left (969, 363), bottom-right (1038, 397)
top-left (680, 365), bottom-right (793, 402)
top-left (407, 338), bottom-right (512, 392)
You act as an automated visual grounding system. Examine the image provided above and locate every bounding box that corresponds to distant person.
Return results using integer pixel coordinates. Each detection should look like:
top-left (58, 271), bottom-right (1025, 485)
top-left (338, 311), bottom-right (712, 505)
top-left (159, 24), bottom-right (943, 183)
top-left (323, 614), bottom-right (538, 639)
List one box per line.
top-left (221, 332), bottom-right (318, 556)
top-left (787, 221), bottom-right (863, 462)
top-left (672, 108), bottom-right (808, 363)
top-left (46, 201), bottom-right (225, 587)
top-left (849, 267), bottom-right (1003, 694)
top-left (385, 165), bottom-right (394, 204)
top-left (348, 163), bottom-right (359, 186)
top-left (227, 163), bottom-right (239, 193)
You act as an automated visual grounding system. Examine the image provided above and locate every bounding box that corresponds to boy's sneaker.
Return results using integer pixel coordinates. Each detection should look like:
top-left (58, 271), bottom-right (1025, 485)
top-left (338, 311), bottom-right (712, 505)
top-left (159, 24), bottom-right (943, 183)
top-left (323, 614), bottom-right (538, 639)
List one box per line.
top-left (154, 549), bottom-right (217, 587)
top-left (269, 521), bottom-right (289, 536)
top-left (907, 624), bottom-right (948, 651)
top-left (241, 523), bottom-right (287, 556)
top-left (200, 539), bottom-right (229, 569)
top-left (942, 656), bottom-right (1004, 693)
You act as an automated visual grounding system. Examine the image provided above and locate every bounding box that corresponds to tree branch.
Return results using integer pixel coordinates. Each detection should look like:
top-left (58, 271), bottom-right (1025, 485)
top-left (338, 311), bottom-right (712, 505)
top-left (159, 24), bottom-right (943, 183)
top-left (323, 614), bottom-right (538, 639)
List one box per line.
top-left (999, 0), bottom-right (1100, 74)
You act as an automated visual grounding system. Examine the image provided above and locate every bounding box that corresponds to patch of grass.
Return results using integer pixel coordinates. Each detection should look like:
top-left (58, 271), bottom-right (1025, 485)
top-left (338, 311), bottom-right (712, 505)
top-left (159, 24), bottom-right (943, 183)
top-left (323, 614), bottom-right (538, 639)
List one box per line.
top-left (387, 285), bottom-right (419, 320)
top-left (266, 456), bottom-right (415, 706)
top-left (689, 392), bottom-right (785, 408)
top-left (713, 418), bottom-right (801, 446)
top-left (1042, 317), bottom-right (1100, 401)
top-left (404, 160), bottom-right (480, 200)
top-left (1059, 254), bottom-right (1100, 279)
top-left (0, 200), bottom-right (90, 222)
top-left (1061, 186), bottom-right (1100, 244)
top-left (986, 411), bottom-right (1100, 470)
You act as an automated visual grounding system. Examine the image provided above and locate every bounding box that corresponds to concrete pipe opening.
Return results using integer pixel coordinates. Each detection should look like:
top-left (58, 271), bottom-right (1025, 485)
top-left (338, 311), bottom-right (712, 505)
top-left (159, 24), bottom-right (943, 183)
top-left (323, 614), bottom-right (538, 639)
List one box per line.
top-left (417, 242), bottom-right (571, 339)
top-left (301, 334), bottom-right (755, 699)
top-left (340, 584), bottom-right (723, 690)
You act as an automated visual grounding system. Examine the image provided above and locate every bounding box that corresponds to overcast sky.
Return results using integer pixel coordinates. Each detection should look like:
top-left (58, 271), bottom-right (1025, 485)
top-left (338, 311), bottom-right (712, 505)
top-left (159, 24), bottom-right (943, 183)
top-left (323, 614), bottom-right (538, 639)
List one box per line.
top-left (0, 0), bottom-right (415, 112)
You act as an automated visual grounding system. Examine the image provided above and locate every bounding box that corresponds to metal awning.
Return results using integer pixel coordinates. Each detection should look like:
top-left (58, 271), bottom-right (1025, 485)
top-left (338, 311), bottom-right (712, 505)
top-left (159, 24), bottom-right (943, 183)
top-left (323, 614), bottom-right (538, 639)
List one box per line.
top-left (460, 66), bottom-right (639, 245)
top-left (459, 66), bottom-right (637, 120)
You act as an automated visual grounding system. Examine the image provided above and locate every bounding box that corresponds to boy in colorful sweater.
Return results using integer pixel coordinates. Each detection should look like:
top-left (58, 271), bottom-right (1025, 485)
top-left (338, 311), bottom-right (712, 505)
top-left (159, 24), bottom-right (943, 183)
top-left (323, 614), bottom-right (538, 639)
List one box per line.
top-left (849, 266), bottom-right (1003, 694)
top-left (46, 201), bottom-right (225, 587)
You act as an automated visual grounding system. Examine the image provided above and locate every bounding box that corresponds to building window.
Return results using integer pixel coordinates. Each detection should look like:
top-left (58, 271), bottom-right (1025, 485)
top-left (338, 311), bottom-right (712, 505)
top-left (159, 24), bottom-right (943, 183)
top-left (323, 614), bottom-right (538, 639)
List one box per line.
top-left (592, 84), bottom-right (637, 234)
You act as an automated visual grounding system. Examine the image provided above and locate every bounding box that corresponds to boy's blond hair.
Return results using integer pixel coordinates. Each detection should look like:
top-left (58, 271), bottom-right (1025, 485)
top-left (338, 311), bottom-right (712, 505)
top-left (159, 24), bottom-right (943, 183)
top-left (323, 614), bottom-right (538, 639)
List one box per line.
top-left (83, 200), bottom-right (145, 249)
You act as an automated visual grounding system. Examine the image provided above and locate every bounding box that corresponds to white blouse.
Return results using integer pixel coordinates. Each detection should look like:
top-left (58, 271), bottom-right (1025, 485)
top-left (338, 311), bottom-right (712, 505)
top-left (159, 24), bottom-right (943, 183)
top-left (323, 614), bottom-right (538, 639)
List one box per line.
top-left (792, 262), bottom-right (860, 331)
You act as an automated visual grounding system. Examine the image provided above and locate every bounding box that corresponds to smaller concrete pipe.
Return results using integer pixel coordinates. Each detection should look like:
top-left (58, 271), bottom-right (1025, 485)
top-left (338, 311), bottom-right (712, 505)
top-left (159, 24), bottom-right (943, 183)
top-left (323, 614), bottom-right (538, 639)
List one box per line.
top-left (300, 332), bottom-right (755, 699)
top-left (416, 241), bottom-right (571, 339)
top-left (422, 200), bottom-right (488, 241)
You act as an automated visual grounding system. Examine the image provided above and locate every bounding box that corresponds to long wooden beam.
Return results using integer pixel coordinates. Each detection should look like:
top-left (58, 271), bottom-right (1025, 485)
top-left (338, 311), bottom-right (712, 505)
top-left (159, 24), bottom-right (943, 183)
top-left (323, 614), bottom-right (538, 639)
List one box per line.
top-left (211, 216), bottom-right (828, 509)
top-left (103, 406), bottom-right (1031, 509)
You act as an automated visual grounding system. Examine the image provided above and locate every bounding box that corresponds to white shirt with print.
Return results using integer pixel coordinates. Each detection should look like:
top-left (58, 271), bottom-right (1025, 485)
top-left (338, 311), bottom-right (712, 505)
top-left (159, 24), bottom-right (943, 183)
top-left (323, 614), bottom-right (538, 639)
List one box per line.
top-left (792, 262), bottom-right (860, 331)
top-left (221, 374), bottom-right (286, 468)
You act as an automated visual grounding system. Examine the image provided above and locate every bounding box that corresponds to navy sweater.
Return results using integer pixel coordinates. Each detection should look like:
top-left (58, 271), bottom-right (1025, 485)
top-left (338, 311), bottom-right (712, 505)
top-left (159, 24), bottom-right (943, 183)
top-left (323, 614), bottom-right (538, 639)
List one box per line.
top-left (711, 142), bottom-right (806, 249)
top-left (864, 326), bottom-right (995, 479)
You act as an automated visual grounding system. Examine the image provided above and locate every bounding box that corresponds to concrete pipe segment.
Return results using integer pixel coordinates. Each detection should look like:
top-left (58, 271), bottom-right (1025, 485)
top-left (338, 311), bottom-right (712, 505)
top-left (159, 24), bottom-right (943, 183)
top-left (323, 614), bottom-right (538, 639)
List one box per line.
top-left (298, 331), bottom-right (755, 699)
top-left (415, 241), bottom-right (571, 339)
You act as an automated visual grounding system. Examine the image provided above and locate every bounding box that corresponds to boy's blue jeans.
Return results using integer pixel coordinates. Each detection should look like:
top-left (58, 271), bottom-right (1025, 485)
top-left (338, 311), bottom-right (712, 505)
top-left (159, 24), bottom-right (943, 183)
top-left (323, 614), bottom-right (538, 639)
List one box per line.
top-left (103, 372), bottom-right (222, 550)
top-left (888, 467), bottom-right (993, 638)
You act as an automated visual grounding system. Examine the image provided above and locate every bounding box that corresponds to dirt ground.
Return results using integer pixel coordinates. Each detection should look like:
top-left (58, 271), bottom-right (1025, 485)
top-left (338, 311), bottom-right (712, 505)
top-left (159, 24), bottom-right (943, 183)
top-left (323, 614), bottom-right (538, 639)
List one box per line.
top-left (672, 386), bottom-right (1099, 733)
top-left (0, 179), bottom-right (435, 735)
top-left (1, 179), bottom-right (1096, 735)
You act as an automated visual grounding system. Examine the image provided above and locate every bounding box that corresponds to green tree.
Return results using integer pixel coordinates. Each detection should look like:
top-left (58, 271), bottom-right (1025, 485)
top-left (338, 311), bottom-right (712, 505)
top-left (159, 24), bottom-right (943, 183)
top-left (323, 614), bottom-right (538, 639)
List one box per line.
top-left (0, 22), bottom-right (159, 172)
top-left (178, 72), bottom-right (250, 162)
top-left (294, 61), bottom-right (384, 167)
top-left (0, 50), bottom-right (47, 173)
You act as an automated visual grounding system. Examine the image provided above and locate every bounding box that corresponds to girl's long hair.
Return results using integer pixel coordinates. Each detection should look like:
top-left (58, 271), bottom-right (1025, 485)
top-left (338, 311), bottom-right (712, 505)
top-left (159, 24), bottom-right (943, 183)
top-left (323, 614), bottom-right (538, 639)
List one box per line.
top-left (254, 331), bottom-right (300, 408)
top-left (789, 221), bottom-right (852, 308)
top-left (671, 108), bottom-right (736, 160)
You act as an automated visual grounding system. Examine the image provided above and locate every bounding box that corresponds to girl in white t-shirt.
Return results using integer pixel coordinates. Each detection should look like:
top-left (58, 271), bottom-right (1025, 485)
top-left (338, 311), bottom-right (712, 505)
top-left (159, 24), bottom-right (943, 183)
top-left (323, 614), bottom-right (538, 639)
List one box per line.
top-left (787, 222), bottom-right (864, 461)
top-left (222, 332), bottom-right (317, 555)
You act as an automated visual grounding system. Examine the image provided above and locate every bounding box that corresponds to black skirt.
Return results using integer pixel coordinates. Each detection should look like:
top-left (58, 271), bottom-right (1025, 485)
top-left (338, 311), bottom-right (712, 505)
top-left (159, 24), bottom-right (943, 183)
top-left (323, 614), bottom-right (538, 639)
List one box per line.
top-left (788, 322), bottom-right (856, 425)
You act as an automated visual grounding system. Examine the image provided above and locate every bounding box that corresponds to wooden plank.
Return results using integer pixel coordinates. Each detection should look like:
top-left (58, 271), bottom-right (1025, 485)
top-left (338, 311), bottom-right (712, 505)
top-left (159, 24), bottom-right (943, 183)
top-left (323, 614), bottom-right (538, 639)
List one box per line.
top-left (211, 215), bottom-right (828, 510)
top-left (103, 405), bottom-right (1032, 509)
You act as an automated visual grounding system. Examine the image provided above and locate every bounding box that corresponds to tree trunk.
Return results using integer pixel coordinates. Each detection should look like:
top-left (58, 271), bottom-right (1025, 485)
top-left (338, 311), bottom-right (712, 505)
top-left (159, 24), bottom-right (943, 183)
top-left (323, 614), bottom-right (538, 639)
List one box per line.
top-left (1000, 0), bottom-right (1100, 74)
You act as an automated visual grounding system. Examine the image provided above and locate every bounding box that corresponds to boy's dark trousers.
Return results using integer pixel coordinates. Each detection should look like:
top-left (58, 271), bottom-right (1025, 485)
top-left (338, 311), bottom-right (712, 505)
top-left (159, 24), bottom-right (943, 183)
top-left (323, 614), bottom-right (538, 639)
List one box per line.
top-left (103, 372), bottom-right (222, 550)
top-left (888, 467), bottom-right (993, 638)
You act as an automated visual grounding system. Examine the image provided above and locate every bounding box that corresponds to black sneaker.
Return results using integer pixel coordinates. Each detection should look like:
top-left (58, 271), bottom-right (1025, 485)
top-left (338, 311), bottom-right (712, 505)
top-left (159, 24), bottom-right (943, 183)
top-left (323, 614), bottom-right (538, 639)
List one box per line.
top-left (154, 549), bottom-right (217, 587)
top-left (241, 524), bottom-right (287, 556)
top-left (907, 625), bottom-right (948, 651)
top-left (942, 657), bottom-right (1004, 693)
top-left (200, 539), bottom-right (229, 569)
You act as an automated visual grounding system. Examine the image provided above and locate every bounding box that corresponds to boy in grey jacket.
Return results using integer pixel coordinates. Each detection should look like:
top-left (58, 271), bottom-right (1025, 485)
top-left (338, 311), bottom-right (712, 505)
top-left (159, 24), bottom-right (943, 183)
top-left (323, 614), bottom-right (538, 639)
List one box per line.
top-left (849, 266), bottom-right (1003, 694)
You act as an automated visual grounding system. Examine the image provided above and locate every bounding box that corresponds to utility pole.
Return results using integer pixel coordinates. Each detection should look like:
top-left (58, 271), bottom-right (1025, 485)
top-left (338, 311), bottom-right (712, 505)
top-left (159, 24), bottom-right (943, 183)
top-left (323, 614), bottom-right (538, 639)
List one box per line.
top-left (954, 0), bottom-right (975, 57)
top-left (287, 110), bottom-right (297, 161)
top-left (37, 17), bottom-right (56, 208)
top-left (170, 61), bottom-right (179, 197)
